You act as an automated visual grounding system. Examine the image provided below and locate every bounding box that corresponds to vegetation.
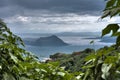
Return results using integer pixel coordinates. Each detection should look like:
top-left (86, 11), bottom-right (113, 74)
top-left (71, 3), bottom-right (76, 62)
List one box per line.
top-left (102, 0), bottom-right (120, 46)
top-left (49, 48), bottom-right (94, 73)
top-left (1, 0), bottom-right (120, 80)
top-left (78, 0), bottom-right (120, 80)
top-left (49, 0), bottom-right (120, 80)
top-left (49, 46), bottom-right (120, 80)
top-left (0, 19), bottom-right (76, 80)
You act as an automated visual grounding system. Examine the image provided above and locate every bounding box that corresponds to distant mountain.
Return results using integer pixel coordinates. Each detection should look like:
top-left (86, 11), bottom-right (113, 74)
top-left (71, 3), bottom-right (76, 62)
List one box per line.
top-left (24, 35), bottom-right (69, 46)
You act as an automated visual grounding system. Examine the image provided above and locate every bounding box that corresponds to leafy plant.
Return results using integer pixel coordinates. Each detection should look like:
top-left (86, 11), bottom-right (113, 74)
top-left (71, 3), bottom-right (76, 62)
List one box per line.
top-left (80, 46), bottom-right (120, 80)
top-left (0, 19), bottom-right (77, 80)
top-left (101, 0), bottom-right (120, 46)
top-left (79, 0), bottom-right (120, 80)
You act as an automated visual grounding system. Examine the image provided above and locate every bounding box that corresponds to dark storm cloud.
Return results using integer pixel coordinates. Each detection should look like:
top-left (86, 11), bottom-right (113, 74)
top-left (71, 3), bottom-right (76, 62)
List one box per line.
top-left (13, 0), bottom-right (104, 11)
top-left (0, 0), bottom-right (105, 18)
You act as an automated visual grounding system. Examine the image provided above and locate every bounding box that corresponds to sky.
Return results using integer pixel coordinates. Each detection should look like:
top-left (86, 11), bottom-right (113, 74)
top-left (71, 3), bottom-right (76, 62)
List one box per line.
top-left (0, 0), bottom-right (118, 33)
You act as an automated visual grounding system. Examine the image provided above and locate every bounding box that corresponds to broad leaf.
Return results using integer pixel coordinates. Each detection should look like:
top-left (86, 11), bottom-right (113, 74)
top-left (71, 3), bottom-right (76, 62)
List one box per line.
top-left (101, 64), bottom-right (112, 79)
top-left (102, 24), bottom-right (119, 37)
top-left (106, 0), bottom-right (116, 9)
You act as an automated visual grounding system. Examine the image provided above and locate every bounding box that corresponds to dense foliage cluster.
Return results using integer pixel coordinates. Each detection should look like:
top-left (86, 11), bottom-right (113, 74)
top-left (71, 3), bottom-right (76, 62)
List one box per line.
top-left (50, 48), bottom-right (94, 73)
top-left (50, 46), bottom-right (120, 80)
top-left (79, 46), bottom-right (120, 80)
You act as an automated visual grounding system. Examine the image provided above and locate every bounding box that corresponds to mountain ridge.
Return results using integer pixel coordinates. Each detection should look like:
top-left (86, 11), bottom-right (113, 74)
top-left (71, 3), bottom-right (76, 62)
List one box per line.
top-left (24, 35), bottom-right (69, 46)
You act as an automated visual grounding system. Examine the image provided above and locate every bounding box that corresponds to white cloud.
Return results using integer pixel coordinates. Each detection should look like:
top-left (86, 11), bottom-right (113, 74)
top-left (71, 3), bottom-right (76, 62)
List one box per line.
top-left (4, 13), bottom-right (108, 33)
top-left (108, 17), bottom-right (120, 23)
top-left (5, 14), bottom-right (99, 24)
top-left (17, 16), bottom-right (29, 22)
top-left (98, 16), bottom-right (120, 24)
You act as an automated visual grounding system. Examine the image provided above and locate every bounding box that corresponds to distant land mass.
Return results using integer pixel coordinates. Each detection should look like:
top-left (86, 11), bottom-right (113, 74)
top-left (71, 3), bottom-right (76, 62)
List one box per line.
top-left (24, 35), bottom-right (69, 46)
top-left (100, 36), bottom-right (116, 43)
top-left (83, 36), bottom-right (116, 43)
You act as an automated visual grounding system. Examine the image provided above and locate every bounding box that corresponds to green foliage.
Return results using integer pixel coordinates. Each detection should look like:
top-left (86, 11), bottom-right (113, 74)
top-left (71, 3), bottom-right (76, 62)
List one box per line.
top-left (50, 48), bottom-right (94, 73)
top-left (80, 46), bottom-right (120, 80)
top-left (102, 0), bottom-right (120, 18)
top-left (0, 19), bottom-right (76, 80)
top-left (90, 40), bottom-right (94, 44)
top-left (102, 24), bottom-right (119, 37)
top-left (79, 0), bottom-right (120, 79)
top-left (101, 0), bottom-right (120, 47)
top-left (2, 0), bottom-right (120, 80)
top-left (101, 23), bottom-right (120, 46)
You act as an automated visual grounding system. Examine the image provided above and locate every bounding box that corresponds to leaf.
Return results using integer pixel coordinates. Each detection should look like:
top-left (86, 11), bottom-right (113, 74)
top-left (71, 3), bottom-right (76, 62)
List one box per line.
top-left (113, 32), bottom-right (120, 36)
top-left (90, 40), bottom-right (94, 44)
top-left (117, 0), bottom-right (120, 6)
top-left (101, 64), bottom-right (112, 79)
top-left (83, 69), bottom-right (91, 80)
top-left (0, 65), bottom-right (2, 69)
top-left (12, 65), bottom-right (20, 74)
top-left (104, 56), bottom-right (117, 64)
top-left (102, 24), bottom-right (119, 37)
top-left (85, 54), bottom-right (96, 61)
top-left (3, 72), bottom-right (15, 80)
top-left (57, 72), bottom-right (65, 77)
top-left (110, 7), bottom-right (120, 17)
top-left (101, 10), bottom-right (110, 18)
top-left (106, 0), bottom-right (116, 8)
top-left (82, 64), bottom-right (94, 69)
top-left (102, 0), bottom-right (120, 18)
top-left (116, 35), bottom-right (120, 46)
top-left (9, 53), bottom-right (18, 63)
top-left (76, 73), bottom-right (84, 80)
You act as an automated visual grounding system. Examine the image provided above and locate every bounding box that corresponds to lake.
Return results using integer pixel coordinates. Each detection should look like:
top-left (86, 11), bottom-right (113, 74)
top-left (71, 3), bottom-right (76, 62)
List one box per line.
top-left (17, 32), bottom-right (114, 60)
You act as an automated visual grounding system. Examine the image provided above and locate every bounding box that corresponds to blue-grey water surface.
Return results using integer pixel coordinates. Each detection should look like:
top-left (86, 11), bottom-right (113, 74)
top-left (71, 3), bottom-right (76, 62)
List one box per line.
top-left (17, 33), bottom-right (113, 60)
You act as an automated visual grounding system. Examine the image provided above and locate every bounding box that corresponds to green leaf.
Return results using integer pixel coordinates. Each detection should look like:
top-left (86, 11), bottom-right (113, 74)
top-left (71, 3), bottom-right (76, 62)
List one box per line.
top-left (83, 69), bottom-right (91, 80)
top-left (110, 7), bottom-right (120, 17)
top-left (9, 53), bottom-right (18, 63)
top-left (101, 64), bottom-right (112, 79)
top-left (113, 32), bottom-right (120, 36)
top-left (117, 0), bottom-right (120, 6)
top-left (76, 73), bottom-right (84, 80)
top-left (90, 40), bottom-right (94, 44)
top-left (3, 72), bottom-right (16, 80)
top-left (85, 54), bottom-right (96, 61)
top-left (102, 24), bottom-right (119, 37)
top-left (116, 35), bottom-right (120, 46)
top-left (106, 0), bottom-right (116, 8)
top-left (0, 65), bottom-right (2, 69)
top-left (12, 65), bottom-right (20, 74)
top-left (104, 56), bottom-right (117, 64)
top-left (101, 10), bottom-right (110, 18)
top-left (57, 72), bottom-right (65, 77)
top-left (102, 0), bottom-right (120, 18)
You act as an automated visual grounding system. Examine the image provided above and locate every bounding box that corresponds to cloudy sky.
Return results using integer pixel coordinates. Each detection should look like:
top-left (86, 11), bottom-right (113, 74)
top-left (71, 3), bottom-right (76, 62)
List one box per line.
top-left (0, 0), bottom-right (117, 33)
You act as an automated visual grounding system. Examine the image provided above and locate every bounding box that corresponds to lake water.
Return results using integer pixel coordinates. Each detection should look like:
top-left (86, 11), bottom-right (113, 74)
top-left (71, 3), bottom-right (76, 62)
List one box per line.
top-left (17, 33), bottom-right (113, 60)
